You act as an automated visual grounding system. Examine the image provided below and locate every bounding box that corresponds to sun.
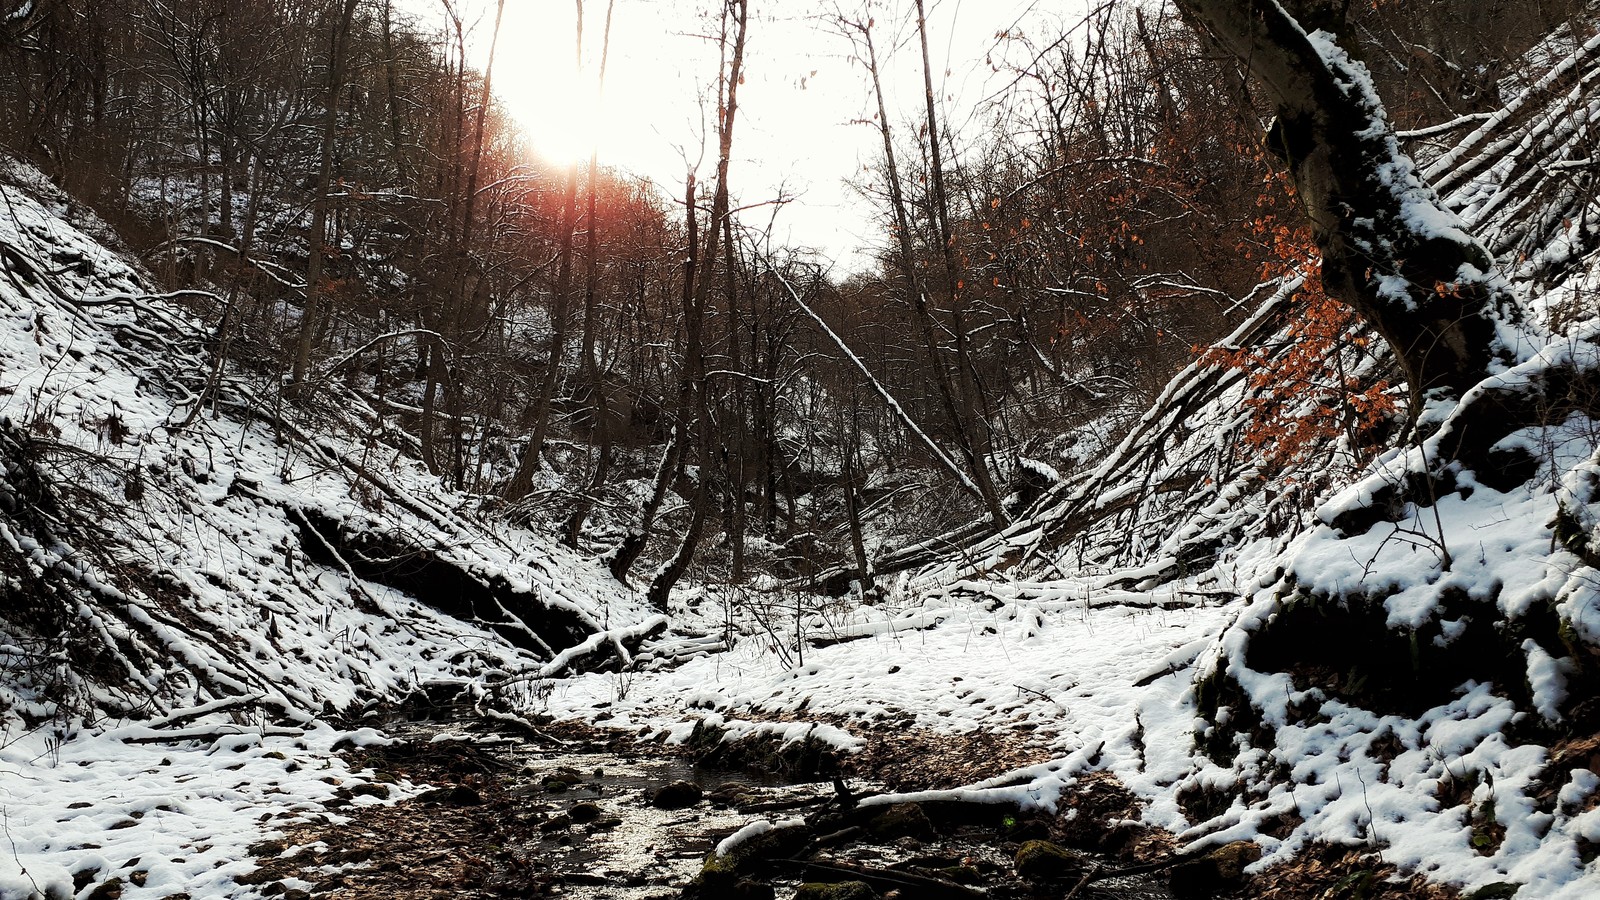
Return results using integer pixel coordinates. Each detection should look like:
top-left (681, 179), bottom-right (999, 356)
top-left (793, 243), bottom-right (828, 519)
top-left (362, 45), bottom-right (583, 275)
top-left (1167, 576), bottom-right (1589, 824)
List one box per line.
top-left (489, 2), bottom-right (619, 169)
top-left (519, 87), bottom-right (607, 168)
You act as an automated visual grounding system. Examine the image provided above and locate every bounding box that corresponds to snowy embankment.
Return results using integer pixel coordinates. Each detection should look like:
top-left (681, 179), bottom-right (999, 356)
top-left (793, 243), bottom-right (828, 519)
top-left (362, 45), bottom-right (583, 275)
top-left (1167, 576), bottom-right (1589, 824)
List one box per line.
top-left (0, 161), bottom-right (649, 898)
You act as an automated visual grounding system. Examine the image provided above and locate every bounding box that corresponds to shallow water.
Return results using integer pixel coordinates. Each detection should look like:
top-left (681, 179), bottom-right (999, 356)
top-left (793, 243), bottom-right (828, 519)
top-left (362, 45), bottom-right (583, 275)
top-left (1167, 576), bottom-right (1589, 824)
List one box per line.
top-left (383, 720), bottom-right (1176, 900)
top-left (520, 748), bottom-right (841, 897)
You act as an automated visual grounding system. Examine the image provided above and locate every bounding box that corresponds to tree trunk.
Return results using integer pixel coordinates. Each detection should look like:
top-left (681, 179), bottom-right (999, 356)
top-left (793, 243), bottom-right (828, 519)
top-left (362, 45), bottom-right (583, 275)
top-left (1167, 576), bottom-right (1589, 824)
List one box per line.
top-left (843, 396), bottom-right (872, 594)
top-left (1171, 0), bottom-right (1518, 408)
top-left (645, 0), bottom-right (748, 610)
top-left (607, 431), bottom-right (680, 583)
top-left (291, 0), bottom-right (361, 387)
top-left (848, 14), bottom-right (1006, 522)
top-left (564, 0), bottom-right (617, 546)
top-left (507, 5), bottom-right (585, 498)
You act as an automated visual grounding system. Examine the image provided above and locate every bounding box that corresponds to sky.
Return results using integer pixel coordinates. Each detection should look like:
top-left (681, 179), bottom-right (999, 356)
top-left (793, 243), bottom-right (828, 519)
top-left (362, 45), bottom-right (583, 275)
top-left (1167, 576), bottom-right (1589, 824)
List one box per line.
top-left (425, 0), bottom-right (1068, 275)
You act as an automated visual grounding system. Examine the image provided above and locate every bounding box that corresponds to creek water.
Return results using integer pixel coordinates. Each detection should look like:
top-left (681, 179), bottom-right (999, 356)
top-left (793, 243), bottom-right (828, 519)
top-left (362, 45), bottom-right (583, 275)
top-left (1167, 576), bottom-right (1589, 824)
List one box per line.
top-left (382, 720), bottom-right (1177, 900)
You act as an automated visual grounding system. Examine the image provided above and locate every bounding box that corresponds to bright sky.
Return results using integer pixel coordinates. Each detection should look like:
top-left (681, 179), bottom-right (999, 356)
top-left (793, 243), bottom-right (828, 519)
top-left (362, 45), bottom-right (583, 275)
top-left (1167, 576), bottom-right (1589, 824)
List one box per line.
top-left (425, 0), bottom-right (1068, 275)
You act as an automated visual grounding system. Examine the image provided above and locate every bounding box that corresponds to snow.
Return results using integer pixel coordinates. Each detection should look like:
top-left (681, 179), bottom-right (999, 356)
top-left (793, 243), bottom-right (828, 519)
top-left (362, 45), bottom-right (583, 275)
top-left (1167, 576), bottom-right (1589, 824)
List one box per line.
top-left (714, 817), bottom-right (804, 858)
top-left (0, 720), bottom-right (412, 900)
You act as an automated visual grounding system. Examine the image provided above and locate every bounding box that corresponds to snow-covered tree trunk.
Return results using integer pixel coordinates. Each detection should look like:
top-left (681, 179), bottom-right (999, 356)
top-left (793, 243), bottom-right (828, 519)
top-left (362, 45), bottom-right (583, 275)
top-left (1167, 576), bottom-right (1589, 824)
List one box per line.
top-left (1173, 0), bottom-right (1523, 409)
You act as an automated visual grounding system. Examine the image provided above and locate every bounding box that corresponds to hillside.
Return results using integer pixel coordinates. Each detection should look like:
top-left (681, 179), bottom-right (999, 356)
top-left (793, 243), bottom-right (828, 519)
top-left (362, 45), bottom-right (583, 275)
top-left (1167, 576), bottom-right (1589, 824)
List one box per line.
top-left (0, 163), bottom-right (664, 760)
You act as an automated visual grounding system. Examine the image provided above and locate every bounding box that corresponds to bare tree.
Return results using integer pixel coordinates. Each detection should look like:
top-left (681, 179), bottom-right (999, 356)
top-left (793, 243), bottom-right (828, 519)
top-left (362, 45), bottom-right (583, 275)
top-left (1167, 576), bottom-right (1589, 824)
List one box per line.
top-left (292, 0), bottom-right (363, 387)
top-left (644, 0), bottom-right (749, 611)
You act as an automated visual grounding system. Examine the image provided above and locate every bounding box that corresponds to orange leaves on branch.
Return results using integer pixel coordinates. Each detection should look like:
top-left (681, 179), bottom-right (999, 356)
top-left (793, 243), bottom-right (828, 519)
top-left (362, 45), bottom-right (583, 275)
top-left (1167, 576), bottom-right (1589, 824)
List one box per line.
top-left (1204, 220), bottom-right (1395, 470)
top-left (1203, 270), bottom-right (1396, 471)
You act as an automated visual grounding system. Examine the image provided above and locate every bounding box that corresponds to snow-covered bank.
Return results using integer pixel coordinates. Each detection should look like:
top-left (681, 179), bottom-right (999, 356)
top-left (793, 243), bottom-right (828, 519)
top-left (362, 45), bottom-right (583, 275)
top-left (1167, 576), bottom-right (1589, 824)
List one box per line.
top-left (0, 159), bottom-right (652, 736)
top-left (0, 718), bottom-right (404, 899)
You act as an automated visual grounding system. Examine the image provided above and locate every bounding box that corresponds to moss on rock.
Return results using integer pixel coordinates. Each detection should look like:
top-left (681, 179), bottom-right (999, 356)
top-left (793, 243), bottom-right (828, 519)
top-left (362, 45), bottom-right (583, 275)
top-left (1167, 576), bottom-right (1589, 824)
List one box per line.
top-left (794, 882), bottom-right (876, 900)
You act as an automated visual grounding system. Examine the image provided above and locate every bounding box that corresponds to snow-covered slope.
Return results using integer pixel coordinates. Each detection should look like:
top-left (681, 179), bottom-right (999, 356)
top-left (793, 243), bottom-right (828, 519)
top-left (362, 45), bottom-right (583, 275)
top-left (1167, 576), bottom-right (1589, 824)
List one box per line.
top-left (0, 158), bottom-right (655, 733)
top-left (880, 18), bottom-right (1600, 899)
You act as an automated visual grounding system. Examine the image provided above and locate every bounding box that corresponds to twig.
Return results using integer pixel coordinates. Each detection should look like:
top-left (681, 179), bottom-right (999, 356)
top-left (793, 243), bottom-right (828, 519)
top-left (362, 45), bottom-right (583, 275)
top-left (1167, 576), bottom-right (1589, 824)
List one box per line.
top-left (1062, 862), bottom-right (1100, 900)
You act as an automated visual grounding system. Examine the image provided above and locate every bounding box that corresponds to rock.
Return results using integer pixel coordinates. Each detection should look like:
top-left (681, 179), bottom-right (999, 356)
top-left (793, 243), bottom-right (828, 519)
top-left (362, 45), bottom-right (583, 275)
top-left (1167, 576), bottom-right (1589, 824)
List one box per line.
top-left (349, 783), bottom-right (389, 800)
top-left (417, 785), bottom-right (481, 806)
top-left (648, 780), bottom-right (703, 809)
top-left (570, 801), bottom-right (603, 823)
top-left (1014, 840), bottom-right (1086, 880)
top-left (682, 822), bottom-right (815, 899)
top-left (736, 822), bottom-right (816, 864)
top-left (734, 878), bottom-right (777, 900)
top-left (1465, 884), bottom-right (1522, 900)
top-left (1001, 817), bottom-right (1050, 843)
top-left (682, 852), bottom-right (738, 899)
top-left (1168, 840), bottom-right (1262, 898)
top-left (540, 814), bottom-right (573, 833)
top-left (794, 882), bottom-right (876, 900)
top-left (865, 803), bottom-right (935, 840)
top-left (85, 878), bottom-right (124, 900)
top-left (283, 891), bottom-right (312, 900)
top-left (707, 782), bottom-right (757, 806)
top-left (936, 865), bottom-right (982, 884)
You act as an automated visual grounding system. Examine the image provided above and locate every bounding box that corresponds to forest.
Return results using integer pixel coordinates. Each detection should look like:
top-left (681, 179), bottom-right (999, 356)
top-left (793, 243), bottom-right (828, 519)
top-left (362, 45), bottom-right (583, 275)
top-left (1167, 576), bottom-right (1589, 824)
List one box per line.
top-left (2, 0), bottom-right (1599, 898)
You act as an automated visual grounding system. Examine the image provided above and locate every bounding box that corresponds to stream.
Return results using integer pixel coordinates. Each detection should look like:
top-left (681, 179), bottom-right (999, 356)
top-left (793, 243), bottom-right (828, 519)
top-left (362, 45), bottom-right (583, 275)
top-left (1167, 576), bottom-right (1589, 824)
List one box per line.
top-left (257, 716), bottom-right (1183, 899)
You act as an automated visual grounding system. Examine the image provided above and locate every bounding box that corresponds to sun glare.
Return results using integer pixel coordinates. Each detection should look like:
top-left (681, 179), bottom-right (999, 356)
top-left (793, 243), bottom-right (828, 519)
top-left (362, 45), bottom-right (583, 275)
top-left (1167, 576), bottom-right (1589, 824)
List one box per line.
top-left (493, 2), bottom-right (625, 169)
top-left (521, 88), bottom-right (606, 167)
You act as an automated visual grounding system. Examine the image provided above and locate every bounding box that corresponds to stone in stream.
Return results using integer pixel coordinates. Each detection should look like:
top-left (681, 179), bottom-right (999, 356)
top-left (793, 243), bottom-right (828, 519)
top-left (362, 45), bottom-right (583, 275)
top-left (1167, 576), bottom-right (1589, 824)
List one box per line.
top-left (935, 865), bottom-right (982, 884)
top-left (706, 782), bottom-right (759, 806)
top-left (683, 822), bottom-right (816, 899)
top-left (794, 883), bottom-right (876, 900)
top-left (864, 802), bottom-right (935, 840)
top-left (1167, 840), bottom-right (1261, 897)
top-left (569, 801), bottom-right (603, 823)
top-left (648, 780), bottom-right (703, 809)
top-left (1013, 839), bottom-right (1087, 880)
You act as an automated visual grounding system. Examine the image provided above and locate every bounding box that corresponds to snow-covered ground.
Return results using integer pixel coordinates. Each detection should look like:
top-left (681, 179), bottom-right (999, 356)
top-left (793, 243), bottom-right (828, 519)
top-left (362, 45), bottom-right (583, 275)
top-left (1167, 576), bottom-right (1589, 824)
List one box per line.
top-left (0, 721), bottom-right (405, 899)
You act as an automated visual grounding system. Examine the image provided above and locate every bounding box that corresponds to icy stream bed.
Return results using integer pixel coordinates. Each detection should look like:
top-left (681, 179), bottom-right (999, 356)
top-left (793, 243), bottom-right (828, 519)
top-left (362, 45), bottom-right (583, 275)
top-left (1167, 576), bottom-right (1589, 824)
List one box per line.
top-left (363, 720), bottom-right (1178, 900)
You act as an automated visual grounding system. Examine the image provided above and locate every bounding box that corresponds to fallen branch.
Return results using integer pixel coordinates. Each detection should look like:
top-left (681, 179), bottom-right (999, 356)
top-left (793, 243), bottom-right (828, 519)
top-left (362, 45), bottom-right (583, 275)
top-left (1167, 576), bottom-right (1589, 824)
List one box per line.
top-left (789, 858), bottom-right (985, 900)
